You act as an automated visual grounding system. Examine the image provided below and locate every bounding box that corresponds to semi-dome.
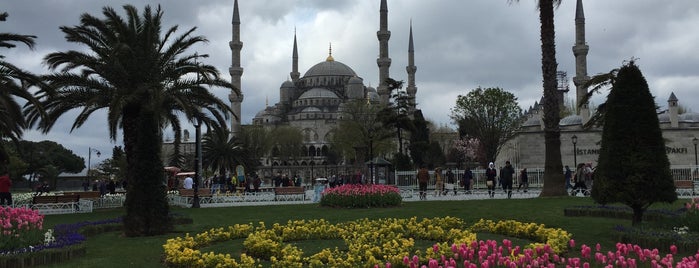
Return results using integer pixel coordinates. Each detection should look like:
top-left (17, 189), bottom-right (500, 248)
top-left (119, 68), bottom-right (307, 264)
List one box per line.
top-left (303, 59), bottom-right (357, 78)
top-left (522, 116), bottom-right (541, 127)
top-left (559, 115), bottom-right (582, 126)
top-left (281, 80), bottom-right (295, 88)
top-left (348, 76), bottom-right (363, 84)
top-left (298, 88), bottom-right (339, 99)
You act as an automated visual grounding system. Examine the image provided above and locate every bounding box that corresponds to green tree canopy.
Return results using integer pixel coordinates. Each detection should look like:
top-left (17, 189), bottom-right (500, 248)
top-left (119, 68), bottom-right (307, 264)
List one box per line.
top-left (203, 126), bottom-right (254, 175)
top-left (450, 87), bottom-right (523, 167)
top-left (590, 61), bottom-right (676, 225)
top-left (330, 100), bottom-right (394, 167)
top-left (26, 5), bottom-right (234, 236)
top-left (0, 11), bottom-right (45, 170)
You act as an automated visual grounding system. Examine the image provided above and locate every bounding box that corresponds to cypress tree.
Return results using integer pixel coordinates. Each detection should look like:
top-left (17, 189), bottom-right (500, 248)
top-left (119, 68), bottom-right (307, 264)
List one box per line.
top-left (592, 61), bottom-right (677, 225)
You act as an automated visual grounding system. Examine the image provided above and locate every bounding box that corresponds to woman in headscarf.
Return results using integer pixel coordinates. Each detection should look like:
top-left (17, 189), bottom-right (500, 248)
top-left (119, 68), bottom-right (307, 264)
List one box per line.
top-left (485, 162), bottom-right (497, 198)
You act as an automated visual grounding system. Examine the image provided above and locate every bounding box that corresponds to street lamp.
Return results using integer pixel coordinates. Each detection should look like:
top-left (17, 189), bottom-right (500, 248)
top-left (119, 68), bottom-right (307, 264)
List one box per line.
top-left (310, 161), bottom-right (314, 180)
top-left (192, 118), bottom-right (202, 208)
top-left (87, 147), bottom-right (101, 185)
top-left (571, 135), bottom-right (578, 168)
top-left (693, 137), bottom-right (698, 167)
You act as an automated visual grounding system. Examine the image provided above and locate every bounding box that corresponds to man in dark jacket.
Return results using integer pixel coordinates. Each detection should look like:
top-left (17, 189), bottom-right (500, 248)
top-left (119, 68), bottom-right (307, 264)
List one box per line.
top-left (500, 161), bottom-right (515, 199)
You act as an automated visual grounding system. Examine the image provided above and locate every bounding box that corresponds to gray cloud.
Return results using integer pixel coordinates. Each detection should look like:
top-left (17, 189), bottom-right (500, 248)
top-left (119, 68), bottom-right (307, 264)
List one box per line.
top-left (4, 0), bottom-right (698, 168)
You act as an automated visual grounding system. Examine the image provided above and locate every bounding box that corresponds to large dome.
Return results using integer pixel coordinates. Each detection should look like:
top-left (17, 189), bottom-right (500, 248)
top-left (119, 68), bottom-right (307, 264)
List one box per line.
top-left (303, 59), bottom-right (357, 78)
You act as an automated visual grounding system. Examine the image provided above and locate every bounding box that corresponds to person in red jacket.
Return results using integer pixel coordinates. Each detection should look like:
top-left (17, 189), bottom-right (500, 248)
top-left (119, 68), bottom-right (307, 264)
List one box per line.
top-left (0, 171), bottom-right (12, 206)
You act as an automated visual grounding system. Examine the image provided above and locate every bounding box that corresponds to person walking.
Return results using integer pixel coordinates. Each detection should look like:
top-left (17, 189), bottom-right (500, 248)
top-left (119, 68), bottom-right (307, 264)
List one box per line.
top-left (517, 168), bottom-right (529, 192)
top-left (0, 171), bottom-right (12, 206)
top-left (571, 163), bottom-right (587, 196)
top-left (485, 162), bottom-right (497, 198)
top-left (434, 167), bottom-right (444, 196)
top-left (445, 168), bottom-right (456, 195)
top-left (500, 161), bottom-right (515, 199)
top-left (462, 167), bottom-right (473, 194)
top-left (564, 165), bottom-right (573, 191)
top-left (416, 166), bottom-right (429, 200)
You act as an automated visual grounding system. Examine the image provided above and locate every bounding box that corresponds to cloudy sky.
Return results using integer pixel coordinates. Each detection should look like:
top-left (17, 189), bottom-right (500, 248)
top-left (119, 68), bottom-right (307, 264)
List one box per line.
top-left (3, 0), bottom-right (698, 170)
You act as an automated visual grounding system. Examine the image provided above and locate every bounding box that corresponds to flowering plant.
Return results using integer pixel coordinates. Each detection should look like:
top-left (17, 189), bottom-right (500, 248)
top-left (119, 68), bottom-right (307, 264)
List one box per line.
top-left (0, 207), bottom-right (45, 252)
top-left (320, 184), bottom-right (402, 208)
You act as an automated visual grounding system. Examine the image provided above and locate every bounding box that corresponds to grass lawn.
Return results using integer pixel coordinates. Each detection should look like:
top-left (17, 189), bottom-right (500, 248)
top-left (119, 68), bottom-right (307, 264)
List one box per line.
top-left (36, 196), bottom-right (689, 267)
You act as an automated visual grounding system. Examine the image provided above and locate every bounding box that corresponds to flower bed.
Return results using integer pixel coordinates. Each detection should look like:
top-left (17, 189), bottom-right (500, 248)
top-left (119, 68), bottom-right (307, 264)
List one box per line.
top-left (163, 217), bottom-right (572, 267)
top-left (319, 184), bottom-right (402, 208)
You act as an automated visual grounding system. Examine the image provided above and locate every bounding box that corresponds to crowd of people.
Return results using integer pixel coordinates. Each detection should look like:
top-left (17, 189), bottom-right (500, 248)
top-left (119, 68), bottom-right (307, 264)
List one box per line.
top-left (416, 161), bottom-right (534, 200)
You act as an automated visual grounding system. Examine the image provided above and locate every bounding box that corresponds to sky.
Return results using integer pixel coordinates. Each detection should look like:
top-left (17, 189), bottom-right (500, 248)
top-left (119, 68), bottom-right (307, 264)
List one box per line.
top-left (3, 0), bottom-right (699, 172)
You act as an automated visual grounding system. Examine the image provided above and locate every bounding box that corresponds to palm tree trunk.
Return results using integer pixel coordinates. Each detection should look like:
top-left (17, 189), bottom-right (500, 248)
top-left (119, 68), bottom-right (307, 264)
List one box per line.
top-left (538, 0), bottom-right (567, 196)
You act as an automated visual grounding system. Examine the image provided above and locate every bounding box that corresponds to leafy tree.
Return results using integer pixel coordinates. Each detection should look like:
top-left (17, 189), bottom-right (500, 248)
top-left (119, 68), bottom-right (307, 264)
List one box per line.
top-left (97, 146), bottom-right (127, 182)
top-left (26, 5), bottom-right (234, 236)
top-left (408, 110), bottom-right (430, 168)
top-left (588, 61), bottom-right (676, 225)
top-left (202, 126), bottom-right (254, 176)
top-left (13, 140), bottom-right (83, 188)
top-left (423, 141), bottom-right (447, 168)
top-left (509, 0), bottom-right (566, 196)
top-left (269, 126), bottom-right (304, 164)
top-left (0, 12), bottom-right (45, 171)
top-left (331, 100), bottom-right (394, 168)
top-left (379, 78), bottom-right (415, 155)
top-left (240, 125), bottom-right (272, 166)
top-left (451, 87), bottom-right (522, 167)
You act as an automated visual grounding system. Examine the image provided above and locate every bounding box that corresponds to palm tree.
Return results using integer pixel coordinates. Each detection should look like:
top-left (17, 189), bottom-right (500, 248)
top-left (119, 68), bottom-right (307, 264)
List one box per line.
top-left (509, 0), bottom-right (566, 196)
top-left (0, 12), bottom-right (44, 170)
top-left (202, 126), bottom-right (253, 177)
top-left (26, 5), bottom-right (236, 236)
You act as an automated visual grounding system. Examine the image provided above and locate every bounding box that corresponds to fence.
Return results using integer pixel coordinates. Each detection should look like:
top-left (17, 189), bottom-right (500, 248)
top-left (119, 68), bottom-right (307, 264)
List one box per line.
top-left (393, 165), bottom-right (699, 190)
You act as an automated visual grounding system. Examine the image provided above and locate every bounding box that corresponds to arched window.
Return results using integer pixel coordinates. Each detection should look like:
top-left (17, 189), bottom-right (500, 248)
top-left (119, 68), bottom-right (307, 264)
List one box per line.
top-left (322, 145), bottom-right (329, 156)
top-left (308, 146), bottom-right (316, 157)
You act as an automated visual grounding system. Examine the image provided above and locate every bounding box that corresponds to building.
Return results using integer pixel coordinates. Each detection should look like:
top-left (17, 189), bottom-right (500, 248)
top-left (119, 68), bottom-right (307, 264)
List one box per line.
top-left (496, 0), bottom-right (699, 170)
top-left (241, 0), bottom-right (418, 179)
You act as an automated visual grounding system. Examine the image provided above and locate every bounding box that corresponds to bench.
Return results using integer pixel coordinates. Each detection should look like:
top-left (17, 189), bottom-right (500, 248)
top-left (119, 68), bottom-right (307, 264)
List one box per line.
top-left (675, 180), bottom-right (695, 196)
top-left (31, 195), bottom-right (81, 215)
top-left (178, 188), bottom-right (213, 197)
top-left (274, 187), bottom-right (306, 201)
top-left (64, 191), bottom-right (102, 199)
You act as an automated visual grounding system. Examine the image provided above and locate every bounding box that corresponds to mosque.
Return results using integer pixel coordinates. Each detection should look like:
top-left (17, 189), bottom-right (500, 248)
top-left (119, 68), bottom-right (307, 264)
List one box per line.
top-left (496, 0), bottom-right (699, 170)
top-left (229, 0), bottom-right (417, 178)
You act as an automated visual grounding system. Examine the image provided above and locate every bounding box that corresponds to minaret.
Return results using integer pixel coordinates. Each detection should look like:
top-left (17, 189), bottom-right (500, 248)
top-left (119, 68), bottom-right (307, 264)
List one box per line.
top-left (668, 92), bottom-right (679, 128)
top-left (229, 0), bottom-right (244, 136)
top-left (572, 0), bottom-right (590, 124)
top-left (290, 30), bottom-right (300, 82)
top-left (406, 20), bottom-right (417, 111)
top-left (376, 0), bottom-right (391, 104)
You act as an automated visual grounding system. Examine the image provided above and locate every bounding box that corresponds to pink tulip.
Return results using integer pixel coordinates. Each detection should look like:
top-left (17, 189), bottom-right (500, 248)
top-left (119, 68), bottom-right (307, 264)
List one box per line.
top-left (596, 243), bottom-right (601, 252)
top-left (670, 245), bottom-right (677, 255)
top-left (569, 239), bottom-right (576, 248)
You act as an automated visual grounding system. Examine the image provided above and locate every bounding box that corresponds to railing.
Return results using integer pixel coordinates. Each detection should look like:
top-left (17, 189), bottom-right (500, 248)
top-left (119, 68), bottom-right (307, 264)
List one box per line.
top-left (393, 165), bottom-right (699, 190)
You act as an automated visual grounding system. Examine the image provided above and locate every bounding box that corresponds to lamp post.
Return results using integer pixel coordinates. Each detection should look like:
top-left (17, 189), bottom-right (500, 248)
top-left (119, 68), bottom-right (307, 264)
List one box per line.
top-left (192, 118), bottom-right (202, 208)
top-left (571, 135), bottom-right (578, 168)
top-left (693, 137), bottom-right (698, 168)
top-left (310, 161), bottom-right (314, 180)
top-left (87, 147), bottom-right (101, 185)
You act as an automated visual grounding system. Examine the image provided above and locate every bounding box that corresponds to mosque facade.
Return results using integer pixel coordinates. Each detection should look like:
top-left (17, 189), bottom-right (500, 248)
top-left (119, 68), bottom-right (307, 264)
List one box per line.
top-left (229, 0), bottom-right (418, 178)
